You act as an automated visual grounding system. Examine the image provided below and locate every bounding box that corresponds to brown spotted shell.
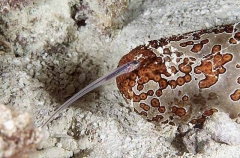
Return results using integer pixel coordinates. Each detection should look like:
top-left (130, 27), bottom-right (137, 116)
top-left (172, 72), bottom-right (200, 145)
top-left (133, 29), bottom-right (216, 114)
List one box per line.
top-left (116, 23), bottom-right (240, 126)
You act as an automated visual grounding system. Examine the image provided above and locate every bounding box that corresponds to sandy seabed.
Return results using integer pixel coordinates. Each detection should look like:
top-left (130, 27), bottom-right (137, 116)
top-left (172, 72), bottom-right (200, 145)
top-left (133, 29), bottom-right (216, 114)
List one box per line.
top-left (1, 0), bottom-right (240, 157)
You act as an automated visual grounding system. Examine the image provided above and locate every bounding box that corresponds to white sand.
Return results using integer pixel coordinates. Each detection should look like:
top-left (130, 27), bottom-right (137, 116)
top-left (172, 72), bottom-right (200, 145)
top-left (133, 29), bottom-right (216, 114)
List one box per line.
top-left (1, 0), bottom-right (240, 157)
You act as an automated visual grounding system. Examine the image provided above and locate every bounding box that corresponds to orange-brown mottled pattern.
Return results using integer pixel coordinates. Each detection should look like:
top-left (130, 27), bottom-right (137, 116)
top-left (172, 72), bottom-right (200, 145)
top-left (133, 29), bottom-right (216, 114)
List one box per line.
top-left (116, 23), bottom-right (240, 126)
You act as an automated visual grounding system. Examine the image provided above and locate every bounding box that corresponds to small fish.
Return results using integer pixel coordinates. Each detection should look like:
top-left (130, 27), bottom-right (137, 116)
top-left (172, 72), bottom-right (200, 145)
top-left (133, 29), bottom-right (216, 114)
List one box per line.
top-left (42, 60), bottom-right (140, 127)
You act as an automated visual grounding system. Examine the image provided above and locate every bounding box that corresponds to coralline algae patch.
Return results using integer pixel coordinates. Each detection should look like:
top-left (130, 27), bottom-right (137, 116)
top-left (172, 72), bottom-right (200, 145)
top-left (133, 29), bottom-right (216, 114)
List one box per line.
top-left (116, 23), bottom-right (240, 126)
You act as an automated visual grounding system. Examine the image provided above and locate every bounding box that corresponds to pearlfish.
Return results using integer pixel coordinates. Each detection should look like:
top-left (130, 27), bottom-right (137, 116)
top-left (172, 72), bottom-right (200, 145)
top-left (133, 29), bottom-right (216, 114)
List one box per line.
top-left (116, 23), bottom-right (240, 126)
top-left (42, 60), bottom-right (140, 127)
